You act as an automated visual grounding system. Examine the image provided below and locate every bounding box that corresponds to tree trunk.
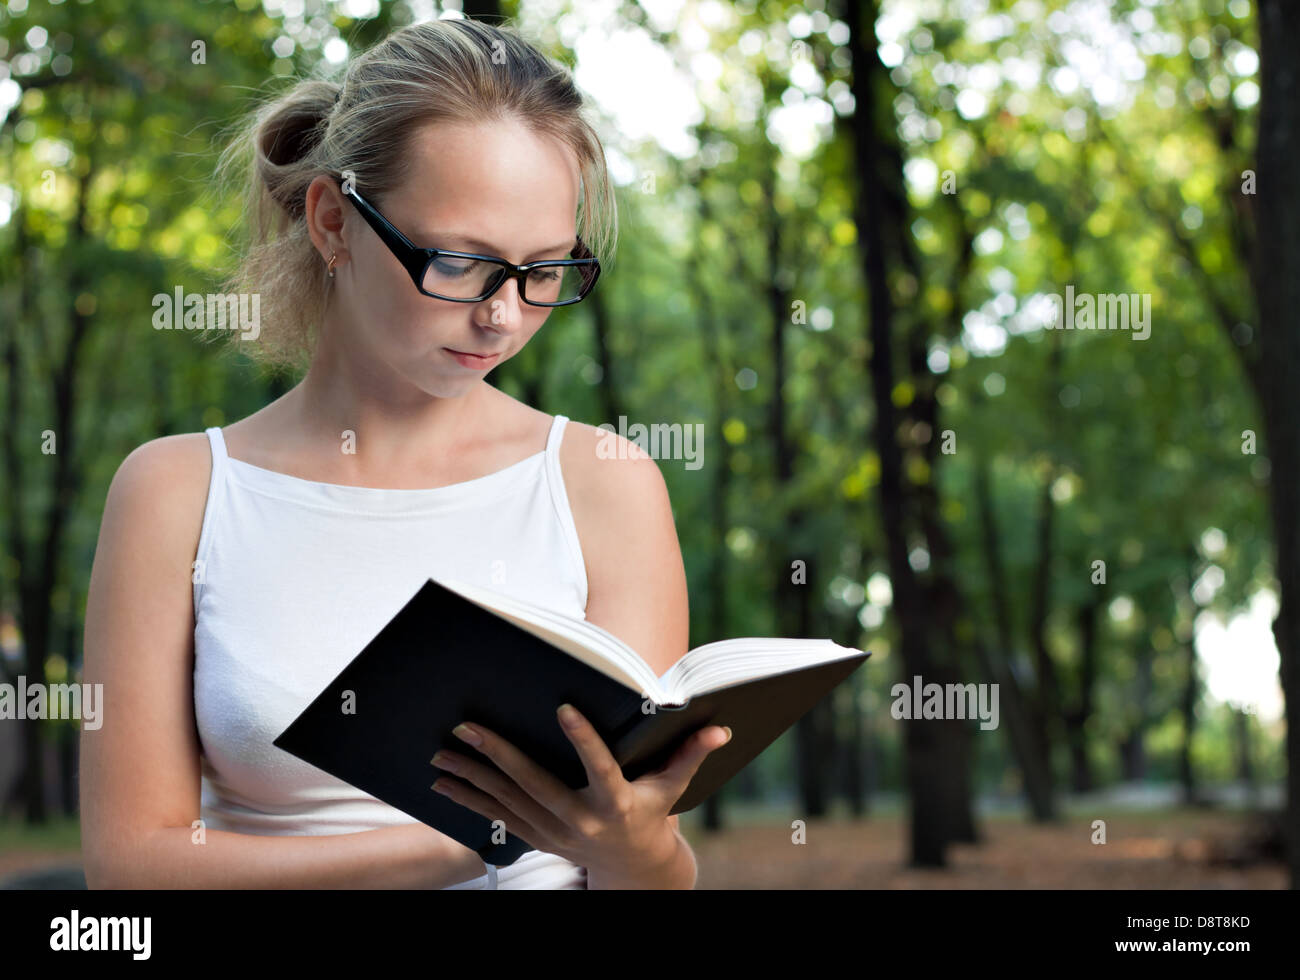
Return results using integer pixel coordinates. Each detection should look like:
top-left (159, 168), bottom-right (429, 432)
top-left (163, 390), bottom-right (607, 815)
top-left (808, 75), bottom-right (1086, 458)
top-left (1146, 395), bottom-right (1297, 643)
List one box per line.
top-left (1233, 708), bottom-right (1257, 807)
top-left (692, 191), bottom-right (733, 833)
top-left (756, 147), bottom-right (832, 820)
top-left (843, 0), bottom-right (949, 866)
top-left (7, 158), bottom-right (97, 823)
top-left (839, 667), bottom-right (867, 817)
top-left (1120, 640), bottom-right (1152, 781)
top-left (1178, 552), bottom-right (1201, 807)
top-left (1067, 600), bottom-right (1101, 795)
top-left (587, 287), bottom-right (624, 425)
top-left (1253, 0), bottom-right (1300, 887)
top-left (1025, 334), bottom-right (1066, 805)
top-left (972, 451), bottom-right (1056, 818)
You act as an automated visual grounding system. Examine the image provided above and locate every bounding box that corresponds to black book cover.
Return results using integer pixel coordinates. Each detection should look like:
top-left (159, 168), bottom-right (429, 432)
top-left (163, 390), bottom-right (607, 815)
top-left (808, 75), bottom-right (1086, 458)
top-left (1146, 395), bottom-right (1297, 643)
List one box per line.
top-left (273, 578), bottom-right (869, 867)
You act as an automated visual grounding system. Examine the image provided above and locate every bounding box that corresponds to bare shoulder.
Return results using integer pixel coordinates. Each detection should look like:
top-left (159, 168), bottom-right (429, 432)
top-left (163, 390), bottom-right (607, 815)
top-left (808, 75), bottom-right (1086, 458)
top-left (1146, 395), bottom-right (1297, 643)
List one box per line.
top-left (100, 432), bottom-right (215, 563)
top-left (116, 430), bottom-right (213, 476)
top-left (110, 432), bottom-right (213, 505)
top-left (557, 420), bottom-right (669, 516)
top-left (84, 432), bottom-right (216, 694)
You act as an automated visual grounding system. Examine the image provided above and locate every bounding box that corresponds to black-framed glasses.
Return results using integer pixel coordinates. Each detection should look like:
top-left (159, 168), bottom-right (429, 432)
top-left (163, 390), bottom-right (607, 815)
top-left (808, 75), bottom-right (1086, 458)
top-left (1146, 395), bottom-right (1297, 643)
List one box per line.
top-left (338, 180), bottom-right (600, 307)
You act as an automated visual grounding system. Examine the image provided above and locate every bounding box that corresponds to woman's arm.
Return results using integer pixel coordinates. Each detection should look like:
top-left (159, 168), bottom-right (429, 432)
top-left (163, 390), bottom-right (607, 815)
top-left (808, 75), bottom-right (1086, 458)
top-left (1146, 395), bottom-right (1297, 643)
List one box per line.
top-left (79, 435), bottom-right (485, 889)
top-left (559, 422), bottom-right (700, 888)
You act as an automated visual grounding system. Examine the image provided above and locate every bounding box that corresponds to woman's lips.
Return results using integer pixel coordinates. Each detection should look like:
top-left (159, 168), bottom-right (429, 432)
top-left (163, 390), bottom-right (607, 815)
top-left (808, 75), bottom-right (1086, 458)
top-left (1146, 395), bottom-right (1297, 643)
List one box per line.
top-left (445, 348), bottom-right (503, 370)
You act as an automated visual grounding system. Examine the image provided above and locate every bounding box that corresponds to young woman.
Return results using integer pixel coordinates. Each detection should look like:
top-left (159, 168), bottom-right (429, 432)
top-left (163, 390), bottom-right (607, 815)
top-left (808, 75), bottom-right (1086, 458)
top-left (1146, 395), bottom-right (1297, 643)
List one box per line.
top-left (79, 18), bottom-right (730, 889)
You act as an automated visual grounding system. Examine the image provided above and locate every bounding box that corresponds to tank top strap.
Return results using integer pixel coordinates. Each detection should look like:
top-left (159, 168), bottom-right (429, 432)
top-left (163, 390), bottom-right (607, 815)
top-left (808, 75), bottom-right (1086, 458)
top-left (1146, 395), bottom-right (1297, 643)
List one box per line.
top-left (542, 414), bottom-right (589, 613)
top-left (194, 427), bottom-right (231, 621)
top-left (206, 425), bottom-right (230, 465)
top-left (545, 414), bottom-right (569, 455)
top-left (543, 414), bottom-right (569, 489)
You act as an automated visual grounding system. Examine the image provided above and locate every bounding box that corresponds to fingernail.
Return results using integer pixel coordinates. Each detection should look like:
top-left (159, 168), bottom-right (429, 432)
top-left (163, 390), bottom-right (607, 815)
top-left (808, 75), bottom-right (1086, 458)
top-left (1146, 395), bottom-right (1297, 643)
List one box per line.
top-left (453, 723), bottom-right (482, 747)
top-left (558, 704), bottom-right (581, 729)
top-left (721, 726), bottom-right (733, 745)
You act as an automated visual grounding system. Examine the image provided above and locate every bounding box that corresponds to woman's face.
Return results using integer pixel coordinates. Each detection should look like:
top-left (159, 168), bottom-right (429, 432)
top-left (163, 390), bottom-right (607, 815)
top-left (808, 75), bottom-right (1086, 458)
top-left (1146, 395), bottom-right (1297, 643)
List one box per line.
top-left (326, 116), bottom-right (582, 399)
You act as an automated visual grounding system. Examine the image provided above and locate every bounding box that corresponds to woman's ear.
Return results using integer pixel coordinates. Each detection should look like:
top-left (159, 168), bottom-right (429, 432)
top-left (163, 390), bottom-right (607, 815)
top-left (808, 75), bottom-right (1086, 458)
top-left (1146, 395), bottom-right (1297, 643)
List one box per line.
top-left (305, 175), bottom-right (349, 266)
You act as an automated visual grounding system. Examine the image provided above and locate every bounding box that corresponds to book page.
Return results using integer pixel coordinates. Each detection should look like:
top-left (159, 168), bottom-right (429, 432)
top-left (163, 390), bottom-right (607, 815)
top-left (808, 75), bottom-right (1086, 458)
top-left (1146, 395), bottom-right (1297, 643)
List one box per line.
top-left (664, 638), bottom-right (865, 702)
top-left (433, 577), bottom-right (667, 700)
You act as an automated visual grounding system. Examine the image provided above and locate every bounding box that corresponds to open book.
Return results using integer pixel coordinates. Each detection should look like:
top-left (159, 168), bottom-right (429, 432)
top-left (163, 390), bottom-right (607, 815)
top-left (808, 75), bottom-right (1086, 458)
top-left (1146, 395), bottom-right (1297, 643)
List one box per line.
top-left (273, 576), bottom-right (869, 867)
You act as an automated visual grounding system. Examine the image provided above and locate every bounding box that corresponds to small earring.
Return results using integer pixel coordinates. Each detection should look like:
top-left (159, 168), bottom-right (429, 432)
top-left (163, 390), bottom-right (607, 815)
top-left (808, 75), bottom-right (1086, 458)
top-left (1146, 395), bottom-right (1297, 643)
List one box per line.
top-left (327, 253), bottom-right (337, 278)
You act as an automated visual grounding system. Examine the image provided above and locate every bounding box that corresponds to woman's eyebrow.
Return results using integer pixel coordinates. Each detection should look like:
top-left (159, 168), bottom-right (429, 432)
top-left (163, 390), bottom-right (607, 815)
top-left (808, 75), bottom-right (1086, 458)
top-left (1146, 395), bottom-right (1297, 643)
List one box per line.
top-left (421, 231), bottom-right (577, 258)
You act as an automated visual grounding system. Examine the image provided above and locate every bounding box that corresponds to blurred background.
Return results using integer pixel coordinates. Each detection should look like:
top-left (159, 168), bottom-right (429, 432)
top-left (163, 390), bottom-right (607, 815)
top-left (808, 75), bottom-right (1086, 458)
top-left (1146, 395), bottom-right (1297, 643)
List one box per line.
top-left (0, 0), bottom-right (1295, 889)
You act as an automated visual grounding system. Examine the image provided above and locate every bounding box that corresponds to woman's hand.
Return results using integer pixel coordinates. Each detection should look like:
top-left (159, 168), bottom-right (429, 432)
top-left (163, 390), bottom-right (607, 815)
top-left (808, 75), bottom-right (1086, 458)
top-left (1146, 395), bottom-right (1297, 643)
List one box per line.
top-left (429, 705), bottom-right (731, 886)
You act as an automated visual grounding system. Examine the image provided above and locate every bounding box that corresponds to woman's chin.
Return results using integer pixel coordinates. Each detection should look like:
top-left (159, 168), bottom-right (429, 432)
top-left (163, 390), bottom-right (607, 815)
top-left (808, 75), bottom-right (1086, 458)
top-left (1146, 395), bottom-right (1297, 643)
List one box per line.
top-left (421, 373), bottom-right (485, 399)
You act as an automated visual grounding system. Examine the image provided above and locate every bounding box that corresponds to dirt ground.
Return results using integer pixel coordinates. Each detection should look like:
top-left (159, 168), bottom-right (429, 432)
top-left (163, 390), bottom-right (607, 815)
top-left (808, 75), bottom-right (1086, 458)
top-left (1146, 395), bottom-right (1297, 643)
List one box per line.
top-left (0, 849), bottom-right (83, 883)
top-left (684, 811), bottom-right (1287, 889)
top-left (1, 810), bottom-right (1285, 888)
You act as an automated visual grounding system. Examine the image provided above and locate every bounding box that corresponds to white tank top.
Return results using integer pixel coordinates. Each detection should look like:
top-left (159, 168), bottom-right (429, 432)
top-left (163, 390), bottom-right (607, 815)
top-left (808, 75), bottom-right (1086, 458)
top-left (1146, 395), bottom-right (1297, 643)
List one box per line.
top-left (192, 413), bottom-right (589, 889)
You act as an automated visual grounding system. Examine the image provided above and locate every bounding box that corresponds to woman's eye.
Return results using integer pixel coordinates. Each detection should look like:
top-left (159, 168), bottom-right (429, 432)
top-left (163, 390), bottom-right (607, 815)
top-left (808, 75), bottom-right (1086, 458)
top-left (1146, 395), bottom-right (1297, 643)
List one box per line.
top-left (432, 257), bottom-right (478, 277)
top-left (528, 268), bottom-right (561, 283)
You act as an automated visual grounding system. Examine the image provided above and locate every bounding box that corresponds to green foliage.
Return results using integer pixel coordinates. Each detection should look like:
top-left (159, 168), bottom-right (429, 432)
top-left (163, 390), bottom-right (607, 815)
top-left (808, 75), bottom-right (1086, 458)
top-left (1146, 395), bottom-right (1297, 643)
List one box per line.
top-left (0, 0), bottom-right (1281, 819)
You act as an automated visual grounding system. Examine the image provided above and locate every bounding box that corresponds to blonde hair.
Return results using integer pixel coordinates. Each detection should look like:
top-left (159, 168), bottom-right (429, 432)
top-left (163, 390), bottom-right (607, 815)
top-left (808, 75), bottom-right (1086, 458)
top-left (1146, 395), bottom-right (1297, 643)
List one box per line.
top-left (214, 18), bottom-right (617, 371)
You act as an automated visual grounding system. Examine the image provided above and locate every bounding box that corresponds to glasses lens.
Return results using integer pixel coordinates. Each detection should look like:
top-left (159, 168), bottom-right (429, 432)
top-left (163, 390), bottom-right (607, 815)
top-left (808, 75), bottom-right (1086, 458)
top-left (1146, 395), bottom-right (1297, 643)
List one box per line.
top-left (422, 255), bottom-right (507, 299)
top-left (420, 255), bottom-right (597, 303)
top-left (522, 262), bottom-right (595, 305)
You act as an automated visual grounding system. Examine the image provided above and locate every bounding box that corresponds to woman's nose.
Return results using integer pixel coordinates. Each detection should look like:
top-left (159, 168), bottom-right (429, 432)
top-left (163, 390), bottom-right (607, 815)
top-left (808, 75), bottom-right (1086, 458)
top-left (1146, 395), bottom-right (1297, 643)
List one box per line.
top-left (480, 278), bottom-right (524, 333)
